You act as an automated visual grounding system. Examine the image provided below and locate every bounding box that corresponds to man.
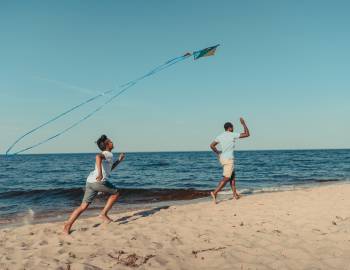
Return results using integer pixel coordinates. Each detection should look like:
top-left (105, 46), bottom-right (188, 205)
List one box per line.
top-left (210, 118), bottom-right (250, 204)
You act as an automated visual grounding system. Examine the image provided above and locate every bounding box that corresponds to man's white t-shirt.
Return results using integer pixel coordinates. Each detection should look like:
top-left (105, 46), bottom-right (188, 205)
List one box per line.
top-left (214, 131), bottom-right (241, 160)
top-left (86, 151), bottom-right (113, 183)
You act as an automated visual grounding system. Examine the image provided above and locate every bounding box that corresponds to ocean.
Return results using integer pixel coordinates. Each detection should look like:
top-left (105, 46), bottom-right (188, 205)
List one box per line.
top-left (0, 149), bottom-right (349, 226)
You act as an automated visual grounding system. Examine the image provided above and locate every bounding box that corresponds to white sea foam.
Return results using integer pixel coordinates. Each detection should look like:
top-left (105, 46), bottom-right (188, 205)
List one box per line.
top-left (219, 185), bottom-right (312, 196)
top-left (22, 208), bottom-right (35, 225)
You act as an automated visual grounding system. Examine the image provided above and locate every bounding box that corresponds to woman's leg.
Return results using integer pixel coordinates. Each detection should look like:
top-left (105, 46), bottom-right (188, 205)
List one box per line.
top-left (100, 193), bottom-right (120, 222)
top-left (63, 202), bottom-right (90, 234)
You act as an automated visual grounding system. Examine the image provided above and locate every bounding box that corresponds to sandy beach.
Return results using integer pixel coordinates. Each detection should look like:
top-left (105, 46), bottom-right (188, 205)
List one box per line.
top-left (1, 183), bottom-right (350, 270)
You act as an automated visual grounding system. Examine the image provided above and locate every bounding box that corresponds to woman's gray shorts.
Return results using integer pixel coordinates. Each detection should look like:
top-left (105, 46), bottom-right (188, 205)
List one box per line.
top-left (82, 181), bottom-right (119, 203)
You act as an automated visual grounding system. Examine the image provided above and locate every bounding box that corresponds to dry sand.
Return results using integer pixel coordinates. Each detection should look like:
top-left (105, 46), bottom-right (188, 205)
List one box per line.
top-left (1, 183), bottom-right (350, 270)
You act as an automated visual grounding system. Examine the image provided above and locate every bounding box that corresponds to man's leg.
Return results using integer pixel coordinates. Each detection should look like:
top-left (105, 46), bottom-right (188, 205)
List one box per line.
top-left (229, 171), bottom-right (240, 199)
top-left (211, 177), bottom-right (230, 204)
top-left (63, 202), bottom-right (90, 235)
top-left (211, 159), bottom-right (234, 204)
top-left (100, 193), bottom-right (120, 222)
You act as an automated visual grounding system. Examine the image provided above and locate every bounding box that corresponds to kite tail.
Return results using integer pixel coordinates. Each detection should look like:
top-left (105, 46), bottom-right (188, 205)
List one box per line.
top-left (6, 53), bottom-right (191, 155)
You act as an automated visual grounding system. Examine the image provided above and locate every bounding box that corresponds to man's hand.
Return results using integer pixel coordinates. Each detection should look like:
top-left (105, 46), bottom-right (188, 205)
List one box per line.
top-left (118, 153), bottom-right (125, 162)
top-left (210, 141), bottom-right (221, 157)
top-left (96, 174), bottom-right (103, 181)
top-left (240, 117), bottom-right (245, 124)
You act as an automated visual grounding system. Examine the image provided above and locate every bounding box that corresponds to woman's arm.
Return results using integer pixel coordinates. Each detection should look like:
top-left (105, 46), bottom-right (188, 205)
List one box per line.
top-left (111, 153), bottom-right (125, 171)
top-left (95, 153), bottom-right (105, 181)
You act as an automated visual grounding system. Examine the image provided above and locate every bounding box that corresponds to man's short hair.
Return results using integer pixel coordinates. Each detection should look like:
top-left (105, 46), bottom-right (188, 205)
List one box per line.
top-left (224, 122), bottom-right (233, 131)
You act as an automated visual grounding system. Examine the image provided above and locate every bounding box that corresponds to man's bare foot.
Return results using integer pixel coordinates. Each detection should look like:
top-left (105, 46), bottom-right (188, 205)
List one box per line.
top-left (63, 222), bottom-right (72, 235)
top-left (99, 214), bottom-right (113, 223)
top-left (234, 193), bottom-right (241, 200)
top-left (210, 192), bottom-right (217, 204)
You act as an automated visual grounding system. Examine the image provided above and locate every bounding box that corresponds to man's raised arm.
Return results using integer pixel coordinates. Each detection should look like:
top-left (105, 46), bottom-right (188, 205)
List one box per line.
top-left (239, 117), bottom-right (250, 138)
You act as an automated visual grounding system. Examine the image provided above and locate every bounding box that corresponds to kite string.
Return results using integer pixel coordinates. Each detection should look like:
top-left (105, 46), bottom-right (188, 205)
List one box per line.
top-left (13, 82), bottom-right (137, 155)
top-left (8, 54), bottom-right (190, 155)
top-left (6, 55), bottom-right (187, 155)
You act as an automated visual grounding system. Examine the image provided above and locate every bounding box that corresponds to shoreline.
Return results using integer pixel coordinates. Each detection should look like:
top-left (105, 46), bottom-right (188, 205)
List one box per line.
top-left (1, 182), bottom-right (350, 269)
top-left (0, 197), bottom-right (209, 230)
top-left (1, 180), bottom-right (349, 230)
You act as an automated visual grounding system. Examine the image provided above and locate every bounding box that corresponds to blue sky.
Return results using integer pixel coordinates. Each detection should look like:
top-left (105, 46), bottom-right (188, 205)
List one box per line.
top-left (1, 0), bottom-right (349, 153)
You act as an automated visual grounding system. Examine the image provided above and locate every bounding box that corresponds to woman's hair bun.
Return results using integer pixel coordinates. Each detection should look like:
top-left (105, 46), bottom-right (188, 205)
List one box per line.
top-left (96, 134), bottom-right (108, 151)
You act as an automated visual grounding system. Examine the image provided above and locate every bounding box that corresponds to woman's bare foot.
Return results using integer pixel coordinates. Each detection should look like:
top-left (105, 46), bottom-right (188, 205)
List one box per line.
top-left (234, 193), bottom-right (241, 200)
top-left (99, 214), bottom-right (113, 223)
top-left (210, 192), bottom-right (217, 204)
top-left (63, 222), bottom-right (72, 235)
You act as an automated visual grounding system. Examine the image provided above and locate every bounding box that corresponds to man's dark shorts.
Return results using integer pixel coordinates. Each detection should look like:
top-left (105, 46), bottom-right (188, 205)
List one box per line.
top-left (82, 181), bottom-right (119, 203)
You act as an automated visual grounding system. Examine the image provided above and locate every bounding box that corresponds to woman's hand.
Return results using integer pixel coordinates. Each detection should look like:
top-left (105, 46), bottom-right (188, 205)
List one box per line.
top-left (96, 174), bottom-right (103, 181)
top-left (118, 153), bottom-right (126, 162)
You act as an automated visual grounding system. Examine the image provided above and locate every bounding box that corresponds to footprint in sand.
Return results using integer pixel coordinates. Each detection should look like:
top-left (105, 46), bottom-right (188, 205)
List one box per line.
top-left (152, 242), bottom-right (163, 249)
top-left (39, 240), bottom-right (48, 246)
top-left (68, 252), bottom-right (76, 258)
top-left (58, 248), bottom-right (67, 255)
top-left (171, 236), bottom-right (183, 244)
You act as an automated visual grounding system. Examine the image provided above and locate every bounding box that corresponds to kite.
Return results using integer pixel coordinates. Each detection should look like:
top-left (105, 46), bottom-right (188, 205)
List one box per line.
top-left (193, 44), bottom-right (219, 60)
top-left (5, 44), bottom-right (220, 155)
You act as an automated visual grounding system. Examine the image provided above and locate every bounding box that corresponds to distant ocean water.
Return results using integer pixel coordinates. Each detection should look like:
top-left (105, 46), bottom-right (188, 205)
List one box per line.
top-left (0, 149), bottom-right (349, 226)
